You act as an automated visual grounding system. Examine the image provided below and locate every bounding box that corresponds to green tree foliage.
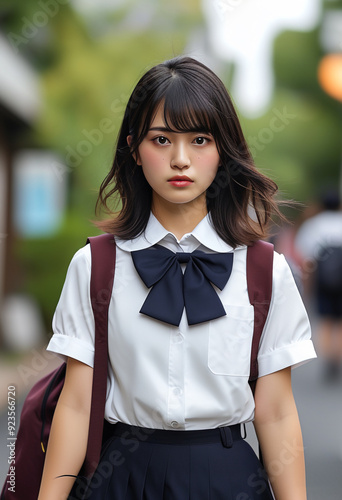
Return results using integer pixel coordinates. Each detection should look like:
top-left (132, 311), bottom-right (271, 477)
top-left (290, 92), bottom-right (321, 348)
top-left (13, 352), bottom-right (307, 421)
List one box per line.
top-left (2, 0), bottom-right (341, 330)
top-left (1, 0), bottom-right (201, 330)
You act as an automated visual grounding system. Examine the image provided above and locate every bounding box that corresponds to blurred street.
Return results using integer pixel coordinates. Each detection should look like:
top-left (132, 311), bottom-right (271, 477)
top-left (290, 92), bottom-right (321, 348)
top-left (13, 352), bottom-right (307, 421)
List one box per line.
top-left (1, 1), bottom-right (342, 498)
top-left (0, 336), bottom-right (341, 498)
top-left (293, 354), bottom-right (342, 500)
top-left (0, 347), bottom-right (61, 492)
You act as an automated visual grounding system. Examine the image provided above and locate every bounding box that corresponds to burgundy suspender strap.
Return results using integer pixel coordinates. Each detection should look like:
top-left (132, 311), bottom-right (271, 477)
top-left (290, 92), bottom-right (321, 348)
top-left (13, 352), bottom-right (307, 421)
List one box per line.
top-left (247, 240), bottom-right (274, 393)
top-left (82, 233), bottom-right (116, 477)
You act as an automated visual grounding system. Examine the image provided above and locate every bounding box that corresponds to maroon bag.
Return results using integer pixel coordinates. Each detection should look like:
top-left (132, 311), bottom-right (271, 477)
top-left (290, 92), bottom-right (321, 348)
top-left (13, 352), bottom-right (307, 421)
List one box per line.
top-left (1, 234), bottom-right (116, 500)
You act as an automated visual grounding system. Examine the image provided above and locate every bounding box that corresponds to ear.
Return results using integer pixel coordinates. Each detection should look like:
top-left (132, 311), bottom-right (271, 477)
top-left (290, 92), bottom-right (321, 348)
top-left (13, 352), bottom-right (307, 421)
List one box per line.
top-left (127, 135), bottom-right (141, 165)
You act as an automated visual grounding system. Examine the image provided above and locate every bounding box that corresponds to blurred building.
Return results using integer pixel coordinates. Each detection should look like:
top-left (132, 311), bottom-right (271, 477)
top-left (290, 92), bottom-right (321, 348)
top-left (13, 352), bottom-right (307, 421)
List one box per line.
top-left (0, 31), bottom-right (40, 310)
top-left (201, 0), bottom-right (322, 117)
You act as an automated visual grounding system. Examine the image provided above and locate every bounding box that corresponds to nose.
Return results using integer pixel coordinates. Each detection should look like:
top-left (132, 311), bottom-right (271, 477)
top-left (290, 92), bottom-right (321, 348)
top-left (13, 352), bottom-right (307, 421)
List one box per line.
top-left (170, 142), bottom-right (190, 170)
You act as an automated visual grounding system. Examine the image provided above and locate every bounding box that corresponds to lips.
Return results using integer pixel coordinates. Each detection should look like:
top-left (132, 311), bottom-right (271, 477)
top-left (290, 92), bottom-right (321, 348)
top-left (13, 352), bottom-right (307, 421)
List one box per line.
top-left (168, 176), bottom-right (193, 182)
top-left (168, 176), bottom-right (194, 187)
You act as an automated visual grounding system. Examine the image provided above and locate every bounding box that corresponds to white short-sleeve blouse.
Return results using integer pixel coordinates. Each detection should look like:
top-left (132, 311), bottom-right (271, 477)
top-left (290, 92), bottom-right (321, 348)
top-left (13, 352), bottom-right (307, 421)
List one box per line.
top-left (47, 213), bottom-right (316, 430)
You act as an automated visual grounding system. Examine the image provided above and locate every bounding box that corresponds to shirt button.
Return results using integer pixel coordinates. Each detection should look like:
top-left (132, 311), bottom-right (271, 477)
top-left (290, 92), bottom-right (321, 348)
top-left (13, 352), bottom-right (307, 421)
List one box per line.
top-left (170, 421), bottom-right (179, 428)
top-left (173, 387), bottom-right (182, 397)
top-left (172, 332), bottom-right (183, 344)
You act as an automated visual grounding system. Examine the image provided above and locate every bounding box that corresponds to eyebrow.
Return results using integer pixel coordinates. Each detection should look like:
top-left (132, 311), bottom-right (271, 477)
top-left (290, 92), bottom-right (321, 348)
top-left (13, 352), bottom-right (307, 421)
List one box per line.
top-left (148, 127), bottom-right (174, 132)
top-left (148, 126), bottom-right (211, 134)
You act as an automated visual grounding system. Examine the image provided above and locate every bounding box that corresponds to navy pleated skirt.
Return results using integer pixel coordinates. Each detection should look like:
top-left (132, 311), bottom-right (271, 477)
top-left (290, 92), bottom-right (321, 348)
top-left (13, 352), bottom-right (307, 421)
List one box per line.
top-left (70, 423), bottom-right (274, 500)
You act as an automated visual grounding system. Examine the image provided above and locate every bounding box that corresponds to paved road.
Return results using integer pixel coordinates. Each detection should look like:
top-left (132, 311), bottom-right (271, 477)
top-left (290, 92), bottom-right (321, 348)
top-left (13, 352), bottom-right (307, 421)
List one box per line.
top-left (293, 354), bottom-right (342, 500)
top-left (0, 350), bottom-right (341, 498)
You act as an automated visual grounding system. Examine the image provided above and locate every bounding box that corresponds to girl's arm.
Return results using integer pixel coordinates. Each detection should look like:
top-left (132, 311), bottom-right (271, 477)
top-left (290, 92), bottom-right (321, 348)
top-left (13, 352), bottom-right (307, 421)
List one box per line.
top-left (253, 367), bottom-right (307, 500)
top-left (38, 357), bottom-right (93, 500)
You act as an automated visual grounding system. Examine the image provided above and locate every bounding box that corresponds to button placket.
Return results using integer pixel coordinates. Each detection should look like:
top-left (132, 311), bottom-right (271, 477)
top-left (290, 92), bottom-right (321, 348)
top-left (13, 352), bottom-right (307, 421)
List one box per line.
top-left (167, 326), bottom-right (185, 429)
top-left (165, 237), bottom-right (196, 429)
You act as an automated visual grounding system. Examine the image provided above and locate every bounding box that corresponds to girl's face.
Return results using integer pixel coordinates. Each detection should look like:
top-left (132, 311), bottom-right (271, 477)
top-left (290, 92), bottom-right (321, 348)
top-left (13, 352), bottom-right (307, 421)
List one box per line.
top-left (132, 105), bottom-right (220, 213)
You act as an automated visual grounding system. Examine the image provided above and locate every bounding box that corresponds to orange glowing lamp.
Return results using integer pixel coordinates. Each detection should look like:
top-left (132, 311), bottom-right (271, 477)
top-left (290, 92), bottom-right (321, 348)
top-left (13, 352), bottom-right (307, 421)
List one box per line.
top-left (318, 54), bottom-right (342, 102)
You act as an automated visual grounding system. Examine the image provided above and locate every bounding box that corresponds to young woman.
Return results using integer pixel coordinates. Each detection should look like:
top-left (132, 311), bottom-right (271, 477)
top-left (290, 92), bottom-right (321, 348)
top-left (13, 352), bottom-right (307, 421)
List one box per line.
top-left (38, 56), bottom-right (316, 500)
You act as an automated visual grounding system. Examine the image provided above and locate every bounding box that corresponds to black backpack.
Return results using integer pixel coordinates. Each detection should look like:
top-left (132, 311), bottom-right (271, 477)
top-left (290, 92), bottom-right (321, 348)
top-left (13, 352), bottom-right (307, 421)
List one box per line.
top-left (316, 245), bottom-right (342, 293)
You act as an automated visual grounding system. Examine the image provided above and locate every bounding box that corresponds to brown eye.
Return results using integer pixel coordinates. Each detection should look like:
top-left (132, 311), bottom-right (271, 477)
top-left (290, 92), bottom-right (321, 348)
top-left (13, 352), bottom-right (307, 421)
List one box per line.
top-left (194, 137), bottom-right (208, 145)
top-left (155, 136), bottom-right (169, 145)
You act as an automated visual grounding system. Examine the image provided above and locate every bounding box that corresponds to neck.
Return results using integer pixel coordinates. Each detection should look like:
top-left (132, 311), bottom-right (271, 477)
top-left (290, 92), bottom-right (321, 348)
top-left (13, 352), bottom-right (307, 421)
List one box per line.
top-left (151, 197), bottom-right (207, 240)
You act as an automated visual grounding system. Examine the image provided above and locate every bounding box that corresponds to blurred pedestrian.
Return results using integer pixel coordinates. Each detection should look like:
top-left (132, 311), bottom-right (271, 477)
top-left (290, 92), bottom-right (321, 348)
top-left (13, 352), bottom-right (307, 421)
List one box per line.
top-left (270, 222), bottom-right (303, 291)
top-left (295, 188), bottom-right (342, 379)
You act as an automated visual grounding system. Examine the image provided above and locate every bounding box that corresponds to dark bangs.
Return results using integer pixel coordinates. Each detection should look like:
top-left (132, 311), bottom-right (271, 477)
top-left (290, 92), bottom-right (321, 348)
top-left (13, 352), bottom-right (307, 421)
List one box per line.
top-left (128, 62), bottom-right (223, 154)
top-left (155, 79), bottom-right (213, 135)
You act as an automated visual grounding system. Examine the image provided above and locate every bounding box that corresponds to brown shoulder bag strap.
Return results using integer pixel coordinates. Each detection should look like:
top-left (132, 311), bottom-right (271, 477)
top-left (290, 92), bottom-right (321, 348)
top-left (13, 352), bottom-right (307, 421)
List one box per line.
top-left (83, 233), bottom-right (116, 477)
top-left (247, 240), bottom-right (274, 394)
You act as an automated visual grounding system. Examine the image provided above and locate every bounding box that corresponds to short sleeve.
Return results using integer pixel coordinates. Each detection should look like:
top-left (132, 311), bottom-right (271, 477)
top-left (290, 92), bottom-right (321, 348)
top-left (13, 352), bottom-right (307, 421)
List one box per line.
top-left (257, 252), bottom-right (316, 377)
top-left (46, 245), bottom-right (95, 367)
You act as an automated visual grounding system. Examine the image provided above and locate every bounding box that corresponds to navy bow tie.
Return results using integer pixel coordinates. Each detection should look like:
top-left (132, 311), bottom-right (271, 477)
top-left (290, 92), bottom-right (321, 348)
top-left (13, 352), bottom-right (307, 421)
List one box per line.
top-left (131, 245), bottom-right (234, 326)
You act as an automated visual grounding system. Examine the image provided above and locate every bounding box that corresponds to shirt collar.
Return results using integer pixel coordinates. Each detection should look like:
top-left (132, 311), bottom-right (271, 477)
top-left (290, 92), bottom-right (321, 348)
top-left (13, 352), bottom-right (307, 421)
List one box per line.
top-left (115, 212), bottom-right (238, 253)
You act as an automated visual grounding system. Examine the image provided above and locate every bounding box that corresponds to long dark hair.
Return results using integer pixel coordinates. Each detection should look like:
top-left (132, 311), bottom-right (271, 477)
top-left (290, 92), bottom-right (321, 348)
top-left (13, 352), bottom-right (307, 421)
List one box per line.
top-left (96, 56), bottom-right (283, 247)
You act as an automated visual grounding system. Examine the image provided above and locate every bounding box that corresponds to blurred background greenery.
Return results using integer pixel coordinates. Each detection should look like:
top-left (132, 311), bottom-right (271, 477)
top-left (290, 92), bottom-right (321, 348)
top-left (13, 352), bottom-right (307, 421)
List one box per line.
top-left (0, 0), bottom-right (341, 341)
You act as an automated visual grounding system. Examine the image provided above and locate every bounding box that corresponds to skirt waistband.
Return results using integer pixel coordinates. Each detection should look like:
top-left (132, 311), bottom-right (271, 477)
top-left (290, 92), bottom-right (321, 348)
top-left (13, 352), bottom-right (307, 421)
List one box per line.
top-left (110, 422), bottom-right (243, 447)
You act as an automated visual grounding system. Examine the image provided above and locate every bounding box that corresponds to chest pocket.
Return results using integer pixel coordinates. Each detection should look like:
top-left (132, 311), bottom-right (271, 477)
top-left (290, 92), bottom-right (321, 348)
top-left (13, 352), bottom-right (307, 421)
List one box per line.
top-left (208, 304), bottom-right (254, 376)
